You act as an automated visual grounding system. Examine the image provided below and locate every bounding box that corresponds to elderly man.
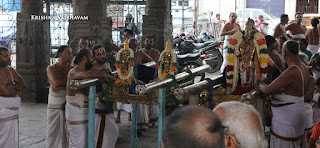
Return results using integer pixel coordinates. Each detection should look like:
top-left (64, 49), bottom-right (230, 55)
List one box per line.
top-left (0, 47), bottom-right (26, 147)
top-left (214, 101), bottom-right (268, 148)
top-left (90, 44), bottom-right (119, 147)
top-left (305, 18), bottom-right (319, 54)
top-left (46, 45), bottom-right (72, 148)
top-left (66, 48), bottom-right (116, 147)
top-left (257, 40), bottom-right (313, 147)
top-left (162, 105), bottom-right (225, 148)
top-left (286, 12), bottom-right (307, 41)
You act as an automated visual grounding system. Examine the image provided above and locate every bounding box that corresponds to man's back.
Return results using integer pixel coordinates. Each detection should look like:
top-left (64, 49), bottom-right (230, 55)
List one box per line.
top-left (306, 28), bottom-right (319, 45)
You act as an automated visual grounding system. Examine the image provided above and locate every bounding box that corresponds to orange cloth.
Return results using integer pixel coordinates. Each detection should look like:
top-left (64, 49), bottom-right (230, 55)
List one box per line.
top-left (311, 122), bottom-right (320, 140)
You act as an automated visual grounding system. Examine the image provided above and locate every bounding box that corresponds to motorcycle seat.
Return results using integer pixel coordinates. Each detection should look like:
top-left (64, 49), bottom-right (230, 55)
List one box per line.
top-left (177, 53), bottom-right (201, 61)
top-left (193, 42), bottom-right (209, 49)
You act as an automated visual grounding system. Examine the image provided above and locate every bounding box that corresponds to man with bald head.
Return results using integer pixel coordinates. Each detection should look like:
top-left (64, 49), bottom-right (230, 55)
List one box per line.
top-left (214, 101), bottom-right (268, 148)
top-left (161, 105), bottom-right (225, 148)
top-left (257, 40), bottom-right (314, 147)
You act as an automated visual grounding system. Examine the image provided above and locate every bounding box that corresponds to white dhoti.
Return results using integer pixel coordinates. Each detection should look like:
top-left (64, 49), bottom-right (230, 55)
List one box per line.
top-left (117, 102), bottom-right (132, 113)
top-left (0, 96), bottom-right (20, 148)
top-left (304, 102), bottom-right (313, 130)
top-left (137, 104), bottom-right (149, 131)
top-left (291, 34), bottom-right (305, 41)
top-left (65, 95), bottom-right (88, 148)
top-left (148, 105), bottom-right (158, 123)
top-left (46, 89), bottom-right (67, 148)
top-left (220, 35), bottom-right (232, 73)
top-left (270, 94), bottom-right (305, 148)
top-left (307, 44), bottom-right (319, 55)
top-left (95, 100), bottom-right (118, 148)
top-left (312, 70), bottom-right (320, 80)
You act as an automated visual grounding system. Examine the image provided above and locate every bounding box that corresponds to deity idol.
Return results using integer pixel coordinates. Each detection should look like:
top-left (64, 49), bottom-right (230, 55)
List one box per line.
top-left (225, 18), bottom-right (268, 95)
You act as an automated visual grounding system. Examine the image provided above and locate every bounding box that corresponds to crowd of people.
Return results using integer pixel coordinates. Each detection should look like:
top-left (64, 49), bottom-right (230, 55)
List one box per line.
top-left (1, 10), bottom-right (320, 148)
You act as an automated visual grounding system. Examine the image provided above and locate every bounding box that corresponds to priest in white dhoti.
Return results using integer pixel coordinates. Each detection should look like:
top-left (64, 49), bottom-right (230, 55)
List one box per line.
top-left (258, 41), bottom-right (313, 148)
top-left (0, 47), bottom-right (26, 148)
top-left (66, 48), bottom-right (116, 147)
top-left (91, 44), bottom-right (119, 147)
top-left (46, 45), bottom-right (72, 148)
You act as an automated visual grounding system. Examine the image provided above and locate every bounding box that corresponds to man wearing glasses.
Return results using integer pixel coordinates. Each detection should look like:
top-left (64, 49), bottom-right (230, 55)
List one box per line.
top-left (214, 101), bottom-right (268, 148)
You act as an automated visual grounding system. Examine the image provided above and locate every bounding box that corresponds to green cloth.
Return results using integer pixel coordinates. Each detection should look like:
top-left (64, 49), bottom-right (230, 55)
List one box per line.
top-left (303, 50), bottom-right (312, 60)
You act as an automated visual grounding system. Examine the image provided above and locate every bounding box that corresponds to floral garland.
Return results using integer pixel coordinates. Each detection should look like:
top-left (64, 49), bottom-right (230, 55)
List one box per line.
top-left (115, 39), bottom-right (135, 81)
top-left (157, 41), bottom-right (177, 80)
top-left (226, 30), bottom-right (268, 94)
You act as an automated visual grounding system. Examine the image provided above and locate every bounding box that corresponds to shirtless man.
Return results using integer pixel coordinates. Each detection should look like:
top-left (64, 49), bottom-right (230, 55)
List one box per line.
top-left (219, 13), bottom-right (241, 88)
top-left (46, 45), bottom-right (72, 148)
top-left (136, 35), bottom-right (160, 64)
top-left (66, 48), bottom-right (116, 147)
top-left (286, 12), bottom-right (307, 41)
top-left (112, 29), bottom-right (133, 51)
top-left (305, 18), bottom-right (319, 54)
top-left (0, 47), bottom-right (26, 147)
top-left (138, 35), bottom-right (160, 125)
top-left (85, 38), bottom-right (96, 51)
top-left (71, 37), bottom-right (89, 67)
top-left (90, 44), bottom-right (119, 147)
top-left (129, 37), bottom-right (152, 135)
top-left (273, 14), bottom-right (289, 39)
top-left (78, 37), bottom-right (89, 49)
top-left (257, 41), bottom-right (314, 147)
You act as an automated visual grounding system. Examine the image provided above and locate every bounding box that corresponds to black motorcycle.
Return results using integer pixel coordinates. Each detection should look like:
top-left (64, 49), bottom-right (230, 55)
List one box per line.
top-left (176, 39), bottom-right (223, 73)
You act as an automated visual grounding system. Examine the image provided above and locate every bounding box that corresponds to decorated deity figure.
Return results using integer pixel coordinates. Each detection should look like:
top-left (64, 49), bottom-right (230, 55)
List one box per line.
top-left (157, 41), bottom-right (177, 80)
top-left (115, 39), bottom-right (135, 83)
top-left (225, 18), bottom-right (268, 95)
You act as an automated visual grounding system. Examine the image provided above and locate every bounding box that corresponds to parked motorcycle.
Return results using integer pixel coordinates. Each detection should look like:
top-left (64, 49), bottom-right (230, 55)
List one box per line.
top-left (176, 39), bottom-right (224, 73)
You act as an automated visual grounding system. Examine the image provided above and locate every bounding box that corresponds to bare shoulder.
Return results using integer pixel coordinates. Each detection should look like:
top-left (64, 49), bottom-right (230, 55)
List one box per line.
top-left (47, 64), bottom-right (56, 71)
top-left (224, 22), bottom-right (231, 26)
top-left (152, 48), bottom-right (160, 54)
top-left (7, 66), bottom-right (19, 74)
top-left (286, 23), bottom-right (294, 29)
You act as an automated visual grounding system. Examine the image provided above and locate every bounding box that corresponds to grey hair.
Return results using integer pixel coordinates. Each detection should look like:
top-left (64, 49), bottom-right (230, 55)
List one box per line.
top-left (214, 101), bottom-right (268, 148)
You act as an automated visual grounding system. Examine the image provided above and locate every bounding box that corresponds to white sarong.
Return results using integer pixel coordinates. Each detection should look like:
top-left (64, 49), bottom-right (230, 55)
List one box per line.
top-left (220, 35), bottom-right (232, 73)
top-left (137, 104), bottom-right (149, 131)
top-left (117, 102), bottom-right (132, 113)
top-left (95, 100), bottom-right (118, 148)
top-left (305, 102), bottom-right (313, 130)
top-left (0, 96), bottom-right (20, 148)
top-left (291, 34), bottom-right (305, 41)
top-left (46, 89), bottom-right (67, 148)
top-left (307, 44), bottom-right (319, 55)
top-left (65, 95), bottom-right (88, 148)
top-left (148, 105), bottom-right (158, 123)
top-left (270, 94), bottom-right (305, 148)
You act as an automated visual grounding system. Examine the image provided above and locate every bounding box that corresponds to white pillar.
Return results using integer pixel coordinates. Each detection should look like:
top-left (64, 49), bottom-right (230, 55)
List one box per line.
top-left (285, 0), bottom-right (296, 20)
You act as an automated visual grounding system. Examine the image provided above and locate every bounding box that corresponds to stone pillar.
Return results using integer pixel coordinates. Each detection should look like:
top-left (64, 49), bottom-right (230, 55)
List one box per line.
top-left (142, 0), bottom-right (173, 51)
top-left (16, 0), bottom-right (49, 103)
top-left (68, 0), bottom-right (113, 55)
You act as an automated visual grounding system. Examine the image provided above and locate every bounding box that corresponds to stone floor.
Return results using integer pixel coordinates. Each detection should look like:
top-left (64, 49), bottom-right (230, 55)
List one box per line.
top-left (19, 103), bottom-right (158, 148)
top-left (18, 72), bottom-right (220, 148)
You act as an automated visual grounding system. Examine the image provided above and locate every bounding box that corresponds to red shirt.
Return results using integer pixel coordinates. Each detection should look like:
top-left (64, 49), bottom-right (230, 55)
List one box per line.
top-left (311, 122), bottom-right (320, 140)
